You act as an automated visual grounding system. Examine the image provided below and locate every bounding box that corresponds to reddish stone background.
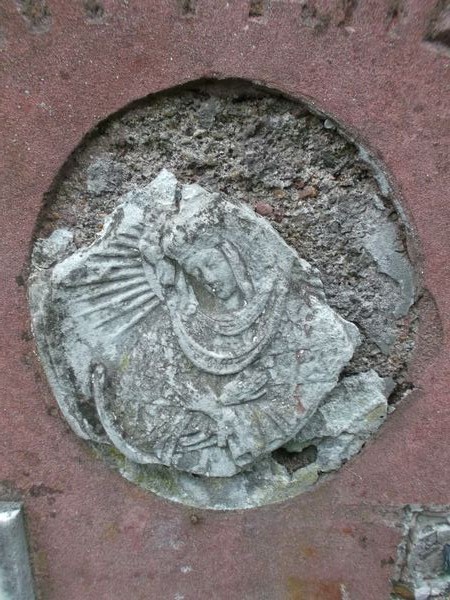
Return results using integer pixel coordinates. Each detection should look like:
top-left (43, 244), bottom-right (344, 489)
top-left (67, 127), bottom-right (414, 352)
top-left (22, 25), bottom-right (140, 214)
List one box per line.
top-left (0, 1), bottom-right (449, 598)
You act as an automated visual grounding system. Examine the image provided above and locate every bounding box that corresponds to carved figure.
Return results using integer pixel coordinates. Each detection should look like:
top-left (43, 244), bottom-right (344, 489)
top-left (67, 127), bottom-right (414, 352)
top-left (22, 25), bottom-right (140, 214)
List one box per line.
top-left (30, 170), bottom-right (360, 476)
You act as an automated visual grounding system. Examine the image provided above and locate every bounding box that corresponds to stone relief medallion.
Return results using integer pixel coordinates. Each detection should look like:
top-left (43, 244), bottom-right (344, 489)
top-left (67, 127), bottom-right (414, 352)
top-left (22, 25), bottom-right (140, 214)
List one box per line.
top-left (29, 83), bottom-right (419, 508)
top-left (31, 170), bottom-right (359, 477)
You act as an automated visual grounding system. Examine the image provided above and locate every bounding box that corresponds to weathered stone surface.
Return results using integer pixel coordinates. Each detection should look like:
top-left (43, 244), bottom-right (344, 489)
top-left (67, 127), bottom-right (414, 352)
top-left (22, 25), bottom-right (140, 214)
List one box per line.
top-left (31, 229), bottom-right (74, 269)
top-left (30, 170), bottom-right (360, 479)
top-left (285, 370), bottom-right (388, 472)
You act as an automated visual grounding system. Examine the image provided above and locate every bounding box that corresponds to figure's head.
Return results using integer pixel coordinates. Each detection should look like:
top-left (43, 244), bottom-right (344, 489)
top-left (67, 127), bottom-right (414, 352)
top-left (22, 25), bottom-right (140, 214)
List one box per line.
top-left (182, 247), bottom-right (238, 300)
top-left (159, 179), bottom-right (291, 308)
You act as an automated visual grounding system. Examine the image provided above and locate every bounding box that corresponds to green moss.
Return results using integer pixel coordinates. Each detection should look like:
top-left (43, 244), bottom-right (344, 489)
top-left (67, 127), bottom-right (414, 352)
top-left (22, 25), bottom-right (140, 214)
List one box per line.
top-left (119, 353), bottom-right (130, 372)
top-left (105, 445), bottom-right (127, 468)
top-left (134, 466), bottom-right (181, 496)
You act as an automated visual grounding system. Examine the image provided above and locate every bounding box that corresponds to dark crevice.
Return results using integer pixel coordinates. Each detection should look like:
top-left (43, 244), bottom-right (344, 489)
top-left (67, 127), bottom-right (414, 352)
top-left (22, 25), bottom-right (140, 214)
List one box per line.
top-left (178, 0), bottom-right (196, 16)
top-left (249, 0), bottom-right (265, 18)
top-left (425, 0), bottom-right (450, 47)
top-left (388, 381), bottom-right (415, 406)
top-left (83, 0), bottom-right (105, 21)
top-left (272, 445), bottom-right (318, 474)
top-left (386, 0), bottom-right (406, 30)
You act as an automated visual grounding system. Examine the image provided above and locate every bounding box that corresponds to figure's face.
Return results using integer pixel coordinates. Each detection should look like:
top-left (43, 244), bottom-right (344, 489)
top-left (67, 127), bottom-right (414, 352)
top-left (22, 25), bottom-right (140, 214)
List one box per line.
top-left (184, 248), bottom-right (237, 300)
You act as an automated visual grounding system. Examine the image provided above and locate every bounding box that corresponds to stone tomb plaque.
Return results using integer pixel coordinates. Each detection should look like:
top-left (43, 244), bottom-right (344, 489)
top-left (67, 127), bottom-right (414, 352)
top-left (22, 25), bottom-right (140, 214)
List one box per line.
top-left (30, 170), bottom-right (359, 479)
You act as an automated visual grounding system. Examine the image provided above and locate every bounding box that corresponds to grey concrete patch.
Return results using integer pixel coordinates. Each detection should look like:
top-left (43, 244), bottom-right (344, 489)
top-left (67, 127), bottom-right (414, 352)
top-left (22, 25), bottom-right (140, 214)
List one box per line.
top-left (392, 506), bottom-right (450, 600)
top-left (284, 370), bottom-right (388, 473)
top-left (31, 228), bottom-right (75, 269)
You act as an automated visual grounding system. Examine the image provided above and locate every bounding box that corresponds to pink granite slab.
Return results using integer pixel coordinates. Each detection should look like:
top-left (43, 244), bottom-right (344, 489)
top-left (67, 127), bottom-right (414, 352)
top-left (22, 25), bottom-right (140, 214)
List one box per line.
top-left (0, 1), bottom-right (449, 598)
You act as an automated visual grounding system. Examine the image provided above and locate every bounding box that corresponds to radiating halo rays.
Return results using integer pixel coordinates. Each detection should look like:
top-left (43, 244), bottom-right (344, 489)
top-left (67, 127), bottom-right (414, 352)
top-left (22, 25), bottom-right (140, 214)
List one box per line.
top-left (62, 228), bottom-right (162, 338)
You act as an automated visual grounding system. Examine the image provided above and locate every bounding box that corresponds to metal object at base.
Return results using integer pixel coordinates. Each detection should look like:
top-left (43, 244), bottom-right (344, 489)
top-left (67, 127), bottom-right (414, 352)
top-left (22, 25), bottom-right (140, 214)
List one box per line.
top-left (0, 503), bottom-right (35, 600)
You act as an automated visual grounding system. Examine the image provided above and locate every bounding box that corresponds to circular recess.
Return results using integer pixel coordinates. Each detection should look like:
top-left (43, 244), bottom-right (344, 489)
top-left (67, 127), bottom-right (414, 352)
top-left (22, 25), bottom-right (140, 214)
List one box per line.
top-left (30, 80), bottom-right (419, 509)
